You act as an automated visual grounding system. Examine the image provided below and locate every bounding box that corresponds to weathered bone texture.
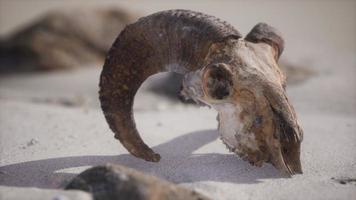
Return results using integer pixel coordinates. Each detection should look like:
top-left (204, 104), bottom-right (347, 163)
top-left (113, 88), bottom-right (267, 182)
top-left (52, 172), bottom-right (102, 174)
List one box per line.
top-left (99, 9), bottom-right (303, 175)
top-left (66, 164), bottom-right (210, 200)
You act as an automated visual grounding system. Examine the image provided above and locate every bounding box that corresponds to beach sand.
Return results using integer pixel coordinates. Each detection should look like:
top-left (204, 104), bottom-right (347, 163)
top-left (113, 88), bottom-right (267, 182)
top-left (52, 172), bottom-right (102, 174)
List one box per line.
top-left (1, 1), bottom-right (356, 199)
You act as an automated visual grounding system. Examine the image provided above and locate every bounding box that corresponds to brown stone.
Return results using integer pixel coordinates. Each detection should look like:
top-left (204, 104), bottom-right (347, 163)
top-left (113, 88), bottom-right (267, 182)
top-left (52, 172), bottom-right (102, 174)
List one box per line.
top-left (65, 164), bottom-right (210, 200)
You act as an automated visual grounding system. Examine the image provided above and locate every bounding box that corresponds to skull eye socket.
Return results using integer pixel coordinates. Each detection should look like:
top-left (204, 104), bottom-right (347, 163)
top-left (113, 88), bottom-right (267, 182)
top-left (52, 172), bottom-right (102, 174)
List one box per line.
top-left (203, 64), bottom-right (233, 100)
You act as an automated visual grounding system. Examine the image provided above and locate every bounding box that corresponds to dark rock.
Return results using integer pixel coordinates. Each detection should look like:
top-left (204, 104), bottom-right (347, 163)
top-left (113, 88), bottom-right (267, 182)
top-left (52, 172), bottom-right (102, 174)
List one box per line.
top-left (65, 164), bottom-right (210, 200)
top-left (331, 177), bottom-right (356, 186)
top-left (0, 8), bottom-right (137, 72)
top-left (27, 139), bottom-right (39, 146)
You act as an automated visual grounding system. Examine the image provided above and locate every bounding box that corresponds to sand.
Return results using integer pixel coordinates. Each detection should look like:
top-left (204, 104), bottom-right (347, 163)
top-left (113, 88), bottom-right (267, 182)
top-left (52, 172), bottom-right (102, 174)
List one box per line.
top-left (1, 1), bottom-right (356, 199)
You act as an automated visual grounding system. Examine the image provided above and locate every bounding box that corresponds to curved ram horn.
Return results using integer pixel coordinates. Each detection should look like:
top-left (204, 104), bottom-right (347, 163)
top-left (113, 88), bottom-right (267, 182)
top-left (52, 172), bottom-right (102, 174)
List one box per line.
top-left (99, 10), bottom-right (241, 162)
top-left (245, 23), bottom-right (284, 60)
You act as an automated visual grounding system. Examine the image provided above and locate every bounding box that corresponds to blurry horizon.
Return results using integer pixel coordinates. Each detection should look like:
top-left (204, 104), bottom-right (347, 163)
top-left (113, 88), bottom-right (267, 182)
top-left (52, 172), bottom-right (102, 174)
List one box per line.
top-left (1, 0), bottom-right (356, 57)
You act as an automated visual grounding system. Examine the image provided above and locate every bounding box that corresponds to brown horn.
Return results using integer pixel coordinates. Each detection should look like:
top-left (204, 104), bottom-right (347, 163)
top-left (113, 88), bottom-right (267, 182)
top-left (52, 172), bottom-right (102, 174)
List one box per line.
top-left (99, 10), bottom-right (241, 162)
top-left (245, 23), bottom-right (284, 60)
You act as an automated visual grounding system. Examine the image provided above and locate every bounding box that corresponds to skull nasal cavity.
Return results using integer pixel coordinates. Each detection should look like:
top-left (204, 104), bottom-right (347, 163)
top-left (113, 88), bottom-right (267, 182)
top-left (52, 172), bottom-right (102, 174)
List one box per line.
top-left (207, 65), bottom-right (233, 100)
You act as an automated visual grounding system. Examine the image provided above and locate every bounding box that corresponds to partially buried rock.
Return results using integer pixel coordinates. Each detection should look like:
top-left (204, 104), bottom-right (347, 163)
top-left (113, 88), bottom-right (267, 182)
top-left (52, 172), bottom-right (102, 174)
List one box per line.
top-left (65, 164), bottom-right (210, 200)
top-left (0, 8), bottom-right (137, 72)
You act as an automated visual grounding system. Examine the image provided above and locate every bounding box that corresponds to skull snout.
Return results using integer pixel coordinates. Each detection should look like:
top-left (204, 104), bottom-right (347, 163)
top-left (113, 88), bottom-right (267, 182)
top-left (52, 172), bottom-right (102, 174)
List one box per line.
top-left (263, 83), bottom-right (303, 174)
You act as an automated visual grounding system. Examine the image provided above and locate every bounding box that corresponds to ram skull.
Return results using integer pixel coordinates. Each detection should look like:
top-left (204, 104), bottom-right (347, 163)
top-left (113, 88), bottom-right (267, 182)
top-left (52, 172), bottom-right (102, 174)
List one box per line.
top-left (99, 10), bottom-right (303, 175)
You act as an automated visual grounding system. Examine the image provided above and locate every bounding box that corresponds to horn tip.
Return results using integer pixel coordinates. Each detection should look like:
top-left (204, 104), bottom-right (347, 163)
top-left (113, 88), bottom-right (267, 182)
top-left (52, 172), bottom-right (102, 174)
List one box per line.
top-left (146, 153), bottom-right (161, 162)
top-left (130, 147), bottom-right (161, 162)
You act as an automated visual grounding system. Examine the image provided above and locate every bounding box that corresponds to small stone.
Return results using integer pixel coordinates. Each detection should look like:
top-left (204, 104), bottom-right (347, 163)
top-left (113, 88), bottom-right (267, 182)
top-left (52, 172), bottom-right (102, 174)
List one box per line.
top-left (27, 139), bottom-right (39, 146)
top-left (65, 164), bottom-right (210, 200)
top-left (332, 177), bottom-right (356, 185)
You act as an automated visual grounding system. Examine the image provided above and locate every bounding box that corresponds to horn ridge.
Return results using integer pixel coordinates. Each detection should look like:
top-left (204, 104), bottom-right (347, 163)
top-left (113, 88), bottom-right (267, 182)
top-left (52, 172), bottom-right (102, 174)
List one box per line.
top-left (99, 9), bottom-right (241, 162)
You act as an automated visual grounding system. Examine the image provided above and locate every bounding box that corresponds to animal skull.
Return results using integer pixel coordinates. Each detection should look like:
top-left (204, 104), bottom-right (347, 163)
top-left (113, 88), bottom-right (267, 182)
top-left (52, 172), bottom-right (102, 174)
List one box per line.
top-left (99, 10), bottom-right (303, 175)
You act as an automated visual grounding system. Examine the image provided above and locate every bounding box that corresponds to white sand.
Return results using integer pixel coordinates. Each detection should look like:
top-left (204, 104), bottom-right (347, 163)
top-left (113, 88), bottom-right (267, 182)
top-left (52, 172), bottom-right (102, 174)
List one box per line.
top-left (0, 186), bottom-right (92, 200)
top-left (1, 1), bottom-right (356, 199)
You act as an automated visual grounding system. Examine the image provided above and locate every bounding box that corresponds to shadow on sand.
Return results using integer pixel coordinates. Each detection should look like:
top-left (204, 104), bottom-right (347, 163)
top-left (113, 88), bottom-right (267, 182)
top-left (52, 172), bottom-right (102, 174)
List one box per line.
top-left (0, 129), bottom-right (284, 188)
